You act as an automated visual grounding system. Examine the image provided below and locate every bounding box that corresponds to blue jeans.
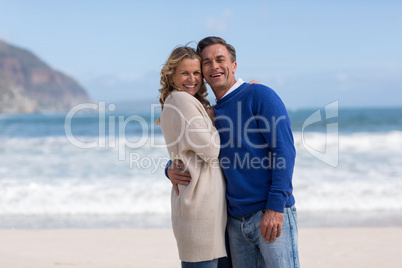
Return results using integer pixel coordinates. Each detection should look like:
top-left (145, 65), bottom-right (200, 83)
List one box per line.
top-left (227, 207), bottom-right (299, 268)
top-left (218, 228), bottom-right (233, 268)
top-left (182, 259), bottom-right (219, 268)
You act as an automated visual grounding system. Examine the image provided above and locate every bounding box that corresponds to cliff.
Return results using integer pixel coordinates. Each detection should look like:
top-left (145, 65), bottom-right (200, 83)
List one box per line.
top-left (0, 40), bottom-right (90, 113)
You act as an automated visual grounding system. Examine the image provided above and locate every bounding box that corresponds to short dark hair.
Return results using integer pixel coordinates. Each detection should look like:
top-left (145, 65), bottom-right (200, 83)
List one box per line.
top-left (197, 36), bottom-right (236, 63)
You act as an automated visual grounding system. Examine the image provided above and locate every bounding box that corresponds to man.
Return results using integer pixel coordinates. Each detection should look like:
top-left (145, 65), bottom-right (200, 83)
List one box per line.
top-left (167, 37), bottom-right (299, 268)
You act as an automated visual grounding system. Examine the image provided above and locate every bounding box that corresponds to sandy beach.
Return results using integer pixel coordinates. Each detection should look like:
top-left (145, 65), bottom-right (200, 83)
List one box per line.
top-left (0, 228), bottom-right (401, 268)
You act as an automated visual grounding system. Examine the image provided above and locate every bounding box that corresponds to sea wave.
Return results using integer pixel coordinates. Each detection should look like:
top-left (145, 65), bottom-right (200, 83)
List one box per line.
top-left (0, 132), bottom-right (401, 215)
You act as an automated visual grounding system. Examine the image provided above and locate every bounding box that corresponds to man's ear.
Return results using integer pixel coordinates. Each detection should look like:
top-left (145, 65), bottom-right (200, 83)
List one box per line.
top-left (232, 61), bottom-right (237, 73)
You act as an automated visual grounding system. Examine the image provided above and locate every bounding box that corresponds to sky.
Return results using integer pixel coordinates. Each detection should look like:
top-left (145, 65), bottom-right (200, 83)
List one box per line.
top-left (0, 0), bottom-right (401, 109)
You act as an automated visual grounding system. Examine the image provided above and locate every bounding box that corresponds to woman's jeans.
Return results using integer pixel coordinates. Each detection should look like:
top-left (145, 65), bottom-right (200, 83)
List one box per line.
top-left (227, 206), bottom-right (299, 268)
top-left (182, 259), bottom-right (219, 268)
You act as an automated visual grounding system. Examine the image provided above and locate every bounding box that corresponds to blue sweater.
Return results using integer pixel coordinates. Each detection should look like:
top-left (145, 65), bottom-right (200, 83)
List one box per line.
top-left (214, 82), bottom-right (296, 218)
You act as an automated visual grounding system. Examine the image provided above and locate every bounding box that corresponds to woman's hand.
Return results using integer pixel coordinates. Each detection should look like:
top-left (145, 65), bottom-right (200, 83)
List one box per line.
top-left (249, 80), bottom-right (261, 84)
top-left (206, 106), bottom-right (215, 124)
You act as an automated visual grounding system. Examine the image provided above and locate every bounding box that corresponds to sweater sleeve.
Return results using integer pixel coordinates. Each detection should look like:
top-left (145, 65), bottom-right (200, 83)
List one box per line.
top-left (251, 85), bottom-right (296, 213)
top-left (164, 92), bottom-right (220, 164)
top-left (164, 160), bottom-right (172, 179)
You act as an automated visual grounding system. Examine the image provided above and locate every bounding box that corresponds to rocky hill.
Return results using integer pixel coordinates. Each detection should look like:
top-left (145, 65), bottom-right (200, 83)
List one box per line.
top-left (0, 40), bottom-right (90, 113)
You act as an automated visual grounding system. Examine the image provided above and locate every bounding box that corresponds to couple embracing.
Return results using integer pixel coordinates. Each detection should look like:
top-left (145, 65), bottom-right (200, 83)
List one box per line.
top-left (157, 36), bottom-right (299, 268)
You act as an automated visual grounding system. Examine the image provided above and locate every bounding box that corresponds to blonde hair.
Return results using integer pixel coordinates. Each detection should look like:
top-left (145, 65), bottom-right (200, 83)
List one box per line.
top-left (156, 46), bottom-right (210, 125)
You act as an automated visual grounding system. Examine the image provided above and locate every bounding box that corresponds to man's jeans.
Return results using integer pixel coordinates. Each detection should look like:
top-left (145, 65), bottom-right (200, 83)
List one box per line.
top-left (227, 206), bottom-right (299, 268)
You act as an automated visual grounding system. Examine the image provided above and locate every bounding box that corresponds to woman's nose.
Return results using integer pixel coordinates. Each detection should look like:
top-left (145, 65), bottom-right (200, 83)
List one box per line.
top-left (188, 74), bottom-right (196, 81)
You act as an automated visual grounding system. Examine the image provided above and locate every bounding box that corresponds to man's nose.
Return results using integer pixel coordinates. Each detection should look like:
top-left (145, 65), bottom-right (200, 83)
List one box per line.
top-left (211, 60), bottom-right (218, 70)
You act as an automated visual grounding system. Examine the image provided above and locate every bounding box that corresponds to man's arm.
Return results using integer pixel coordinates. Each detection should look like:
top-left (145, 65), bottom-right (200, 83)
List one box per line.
top-left (252, 84), bottom-right (296, 243)
top-left (165, 160), bottom-right (191, 195)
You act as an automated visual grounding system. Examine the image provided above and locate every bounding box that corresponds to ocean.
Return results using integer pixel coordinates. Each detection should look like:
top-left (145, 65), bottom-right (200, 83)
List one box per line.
top-left (1, 104), bottom-right (401, 228)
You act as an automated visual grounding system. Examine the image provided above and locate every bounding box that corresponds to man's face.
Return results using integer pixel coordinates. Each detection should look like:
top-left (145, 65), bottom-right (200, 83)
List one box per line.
top-left (200, 44), bottom-right (237, 96)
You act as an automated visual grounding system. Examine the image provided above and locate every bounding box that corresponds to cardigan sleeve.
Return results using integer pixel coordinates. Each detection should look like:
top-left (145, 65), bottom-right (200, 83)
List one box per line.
top-left (163, 92), bottom-right (220, 164)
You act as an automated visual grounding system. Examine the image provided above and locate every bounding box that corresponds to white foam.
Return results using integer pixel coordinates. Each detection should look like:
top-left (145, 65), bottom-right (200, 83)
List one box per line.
top-left (0, 136), bottom-right (172, 215)
top-left (0, 177), bottom-right (171, 215)
top-left (292, 131), bottom-right (402, 212)
top-left (294, 131), bottom-right (402, 153)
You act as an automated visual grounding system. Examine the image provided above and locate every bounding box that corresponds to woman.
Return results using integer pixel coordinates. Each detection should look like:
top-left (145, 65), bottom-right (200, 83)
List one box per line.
top-left (157, 46), bottom-right (227, 267)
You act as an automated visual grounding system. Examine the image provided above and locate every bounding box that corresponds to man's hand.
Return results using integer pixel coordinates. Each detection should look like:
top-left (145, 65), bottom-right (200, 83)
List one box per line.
top-left (167, 160), bottom-right (191, 195)
top-left (260, 209), bottom-right (284, 243)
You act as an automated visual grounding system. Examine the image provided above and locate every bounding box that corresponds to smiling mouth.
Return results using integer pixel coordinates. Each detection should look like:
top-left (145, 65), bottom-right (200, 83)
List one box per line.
top-left (183, 84), bottom-right (197, 89)
top-left (210, 73), bottom-right (223, 79)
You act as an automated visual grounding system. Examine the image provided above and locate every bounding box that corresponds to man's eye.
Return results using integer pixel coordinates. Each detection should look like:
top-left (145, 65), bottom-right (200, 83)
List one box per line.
top-left (203, 61), bottom-right (211, 65)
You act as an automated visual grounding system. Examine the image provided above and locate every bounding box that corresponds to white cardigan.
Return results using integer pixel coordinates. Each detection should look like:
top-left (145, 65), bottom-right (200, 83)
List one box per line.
top-left (160, 91), bottom-right (227, 262)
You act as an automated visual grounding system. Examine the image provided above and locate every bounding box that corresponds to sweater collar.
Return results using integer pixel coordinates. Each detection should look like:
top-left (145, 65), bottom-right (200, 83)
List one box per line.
top-left (215, 78), bottom-right (245, 104)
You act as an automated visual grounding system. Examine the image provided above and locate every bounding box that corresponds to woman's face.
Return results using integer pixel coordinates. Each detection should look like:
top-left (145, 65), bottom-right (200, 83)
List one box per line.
top-left (172, 58), bottom-right (202, 96)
